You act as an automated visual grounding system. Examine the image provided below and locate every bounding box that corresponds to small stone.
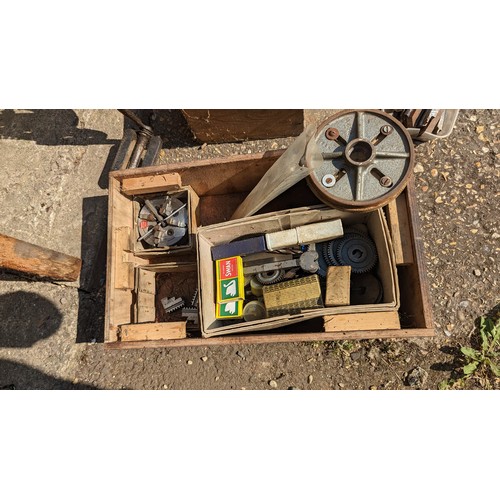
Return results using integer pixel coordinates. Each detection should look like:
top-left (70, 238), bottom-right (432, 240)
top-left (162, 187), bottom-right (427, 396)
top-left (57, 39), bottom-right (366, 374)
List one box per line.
top-left (459, 300), bottom-right (470, 308)
top-left (405, 357), bottom-right (411, 363)
top-left (338, 382), bottom-right (345, 388)
top-left (422, 185), bottom-right (429, 192)
top-left (470, 115), bottom-right (477, 122)
top-left (465, 183), bottom-right (473, 189)
top-left (482, 147), bottom-right (490, 154)
top-left (435, 196), bottom-right (443, 204)
top-left (406, 367), bottom-right (428, 387)
top-left (187, 360), bottom-right (193, 365)
top-left (269, 380), bottom-right (278, 388)
top-left (476, 125), bottom-right (485, 133)
top-left (163, 384), bottom-right (168, 389)
top-left (473, 269), bottom-right (481, 277)
top-left (72, 378), bottom-right (79, 385)
top-left (350, 349), bottom-right (364, 362)
top-left (201, 356), bottom-right (208, 362)
top-left (470, 229), bottom-right (478, 234)
top-left (430, 168), bottom-right (438, 177)
top-left (271, 142), bottom-right (278, 149)
top-left (236, 351), bottom-right (246, 360)
top-left (492, 233), bottom-right (500, 239)
top-left (457, 310), bottom-right (466, 322)
top-left (60, 297), bottom-right (68, 305)
top-left (369, 385), bottom-right (377, 390)
top-left (308, 375), bottom-right (313, 384)
top-left (215, 376), bottom-right (220, 381)
top-left (413, 163), bottom-right (424, 173)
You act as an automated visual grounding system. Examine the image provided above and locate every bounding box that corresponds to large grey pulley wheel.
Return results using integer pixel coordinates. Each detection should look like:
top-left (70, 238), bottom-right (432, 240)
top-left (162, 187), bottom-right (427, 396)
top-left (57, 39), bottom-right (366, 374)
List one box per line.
top-left (306, 109), bottom-right (414, 211)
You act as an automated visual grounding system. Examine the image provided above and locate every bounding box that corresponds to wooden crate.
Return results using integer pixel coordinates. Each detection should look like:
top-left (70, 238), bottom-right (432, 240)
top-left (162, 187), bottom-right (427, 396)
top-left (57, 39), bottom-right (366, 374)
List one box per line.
top-left (105, 150), bottom-right (434, 349)
top-left (182, 110), bottom-right (304, 144)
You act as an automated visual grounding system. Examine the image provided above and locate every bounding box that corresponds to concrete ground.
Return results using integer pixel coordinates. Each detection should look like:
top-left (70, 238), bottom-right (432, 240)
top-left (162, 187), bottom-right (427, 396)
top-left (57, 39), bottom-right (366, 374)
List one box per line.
top-left (0, 109), bottom-right (498, 390)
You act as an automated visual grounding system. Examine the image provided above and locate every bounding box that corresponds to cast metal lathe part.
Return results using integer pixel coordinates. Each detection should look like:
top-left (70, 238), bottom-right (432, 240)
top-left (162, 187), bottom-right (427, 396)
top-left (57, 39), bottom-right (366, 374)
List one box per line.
top-left (336, 232), bottom-right (378, 273)
top-left (161, 297), bottom-right (185, 313)
top-left (137, 196), bottom-right (188, 247)
top-left (350, 273), bottom-right (383, 304)
top-left (255, 269), bottom-right (286, 285)
top-left (306, 109), bottom-right (414, 211)
top-left (182, 307), bottom-right (199, 325)
top-left (243, 251), bottom-right (319, 276)
top-left (115, 109), bottom-right (162, 170)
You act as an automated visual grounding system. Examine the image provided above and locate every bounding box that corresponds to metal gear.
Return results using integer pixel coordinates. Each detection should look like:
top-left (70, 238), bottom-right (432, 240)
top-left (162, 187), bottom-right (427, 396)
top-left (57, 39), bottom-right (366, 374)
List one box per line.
top-left (313, 242), bottom-right (329, 278)
top-left (255, 269), bottom-right (285, 285)
top-left (336, 232), bottom-right (378, 273)
top-left (350, 274), bottom-right (383, 304)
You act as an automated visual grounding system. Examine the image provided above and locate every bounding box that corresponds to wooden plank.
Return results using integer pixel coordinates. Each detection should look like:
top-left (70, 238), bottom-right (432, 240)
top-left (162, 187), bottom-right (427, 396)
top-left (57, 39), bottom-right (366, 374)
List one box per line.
top-left (110, 150), bottom-right (284, 197)
top-left (182, 110), bottom-right (304, 144)
top-left (105, 328), bottom-right (435, 349)
top-left (119, 322), bottom-right (187, 342)
top-left (114, 227), bottom-right (133, 290)
top-left (325, 266), bottom-right (351, 306)
top-left (120, 172), bottom-right (181, 195)
top-left (397, 180), bottom-right (434, 329)
top-left (0, 233), bottom-right (81, 281)
top-left (323, 311), bottom-right (401, 332)
top-left (386, 192), bottom-right (414, 265)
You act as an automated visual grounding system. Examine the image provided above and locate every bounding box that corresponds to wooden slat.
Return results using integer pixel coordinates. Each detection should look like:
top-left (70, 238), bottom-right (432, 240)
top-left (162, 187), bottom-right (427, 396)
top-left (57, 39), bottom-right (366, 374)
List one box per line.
top-left (105, 328), bottom-right (435, 349)
top-left (114, 227), bottom-right (133, 290)
top-left (386, 192), bottom-right (414, 265)
top-left (119, 322), bottom-right (187, 342)
top-left (182, 110), bottom-right (304, 143)
top-left (109, 150), bottom-right (284, 197)
top-left (0, 233), bottom-right (81, 281)
top-left (324, 311), bottom-right (401, 332)
top-left (325, 266), bottom-right (351, 306)
top-left (397, 179), bottom-right (434, 328)
top-left (120, 172), bottom-right (181, 195)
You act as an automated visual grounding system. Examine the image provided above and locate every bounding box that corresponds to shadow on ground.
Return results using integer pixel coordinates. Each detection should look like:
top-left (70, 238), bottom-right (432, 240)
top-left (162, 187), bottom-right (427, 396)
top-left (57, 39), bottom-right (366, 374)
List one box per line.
top-left (0, 290), bottom-right (95, 389)
top-left (0, 109), bottom-right (117, 146)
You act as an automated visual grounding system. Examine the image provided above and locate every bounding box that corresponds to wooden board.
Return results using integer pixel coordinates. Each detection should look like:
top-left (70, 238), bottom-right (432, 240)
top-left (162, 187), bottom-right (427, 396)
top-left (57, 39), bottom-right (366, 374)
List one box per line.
top-left (323, 311), bottom-right (401, 332)
top-left (119, 322), bottom-right (187, 342)
top-left (0, 233), bottom-right (81, 281)
top-left (121, 172), bottom-right (181, 196)
top-left (386, 192), bottom-right (414, 265)
top-left (325, 266), bottom-right (351, 306)
top-left (182, 110), bottom-right (304, 144)
top-left (105, 328), bottom-right (434, 349)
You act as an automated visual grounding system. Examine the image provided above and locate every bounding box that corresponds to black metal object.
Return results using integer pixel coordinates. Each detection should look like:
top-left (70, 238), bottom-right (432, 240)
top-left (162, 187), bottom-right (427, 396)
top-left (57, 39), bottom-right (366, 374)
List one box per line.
top-left (111, 110), bottom-right (162, 170)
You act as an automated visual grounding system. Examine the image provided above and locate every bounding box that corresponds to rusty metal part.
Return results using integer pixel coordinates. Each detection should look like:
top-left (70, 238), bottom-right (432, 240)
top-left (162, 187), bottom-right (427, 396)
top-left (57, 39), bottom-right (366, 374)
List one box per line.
top-left (325, 128), bottom-right (340, 141)
top-left (115, 110), bottom-right (162, 169)
top-left (255, 269), bottom-right (286, 285)
top-left (350, 274), bottom-right (383, 304)
top-left (306, 110), bottom-right (414, 211)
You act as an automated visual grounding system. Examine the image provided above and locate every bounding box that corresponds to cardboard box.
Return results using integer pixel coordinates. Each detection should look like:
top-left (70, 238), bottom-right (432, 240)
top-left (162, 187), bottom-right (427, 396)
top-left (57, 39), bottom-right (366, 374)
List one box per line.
top-left (197, 206), bottom-right (399, 338)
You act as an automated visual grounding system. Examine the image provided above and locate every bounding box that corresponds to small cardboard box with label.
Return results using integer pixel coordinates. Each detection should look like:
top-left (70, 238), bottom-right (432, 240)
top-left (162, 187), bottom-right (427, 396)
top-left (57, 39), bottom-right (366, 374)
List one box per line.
top-left (215, 256), bottom-right (245, 318)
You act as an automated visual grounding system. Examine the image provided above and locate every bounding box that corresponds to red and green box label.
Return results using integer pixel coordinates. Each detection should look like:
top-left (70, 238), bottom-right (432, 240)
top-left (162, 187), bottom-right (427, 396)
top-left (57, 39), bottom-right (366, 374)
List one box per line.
top-left (216, 300), bottom-right (244, 319)
top-left (216, 256), bottom-right (244, 303)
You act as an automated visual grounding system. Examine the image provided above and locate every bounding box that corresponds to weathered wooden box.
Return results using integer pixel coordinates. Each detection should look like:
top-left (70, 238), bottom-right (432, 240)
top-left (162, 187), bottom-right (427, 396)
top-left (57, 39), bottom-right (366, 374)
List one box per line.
top-left (182, 110), bottom-right (304, 143)
top-left (104, 150), bottom-right (434, 349)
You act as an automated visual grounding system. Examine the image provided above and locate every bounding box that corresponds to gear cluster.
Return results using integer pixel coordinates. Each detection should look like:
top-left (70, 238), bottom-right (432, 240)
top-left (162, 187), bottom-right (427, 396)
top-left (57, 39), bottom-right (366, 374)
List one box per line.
top-left (313, 227), bottom-right (378, 277)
